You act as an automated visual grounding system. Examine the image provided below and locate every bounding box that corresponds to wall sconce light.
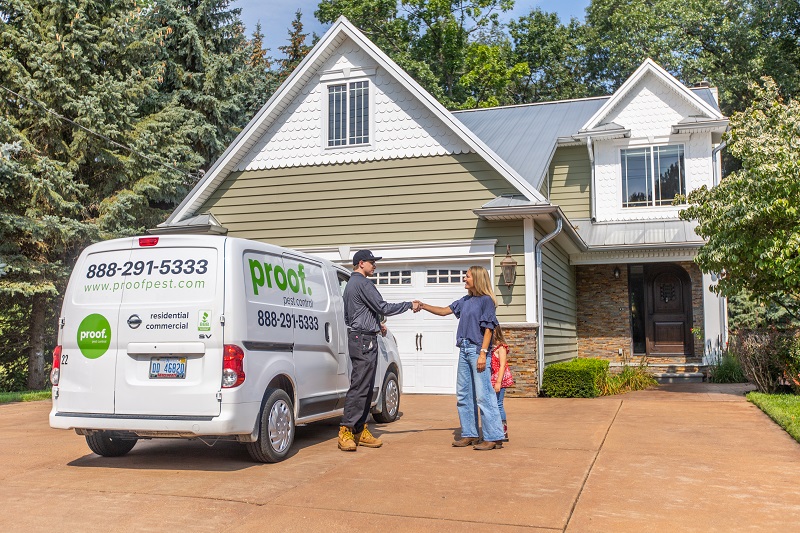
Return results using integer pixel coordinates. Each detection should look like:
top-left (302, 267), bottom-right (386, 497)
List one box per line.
top-left (500, 245), bottom-right (517, 288)
top-left (613, 266), bottom-right (621, 280)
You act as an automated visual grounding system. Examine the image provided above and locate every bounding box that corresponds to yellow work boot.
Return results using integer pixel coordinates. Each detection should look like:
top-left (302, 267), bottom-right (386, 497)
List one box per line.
top-left (354, 426), bottom-right (383, 448)
top-left (338, 426), bottom-right (357, 452)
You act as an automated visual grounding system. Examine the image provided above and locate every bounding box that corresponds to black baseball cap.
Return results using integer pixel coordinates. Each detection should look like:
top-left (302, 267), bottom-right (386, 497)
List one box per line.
top-left (352, 249), bottom-right (382, 265)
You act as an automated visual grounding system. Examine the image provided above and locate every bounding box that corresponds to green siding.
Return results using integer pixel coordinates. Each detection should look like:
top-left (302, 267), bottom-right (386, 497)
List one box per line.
top-left (537, 223), bottom-right (578, 365)
top-left (548, 146), bottom-right (591, 220)
top-left (200, 153), bottom-right (528, 321)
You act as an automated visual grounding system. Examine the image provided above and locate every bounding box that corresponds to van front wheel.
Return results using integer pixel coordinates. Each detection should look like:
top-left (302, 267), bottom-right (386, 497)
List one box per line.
top-left (85, 432), bottom-right (137, 457)
top-left (245, 388), bottom-right (295, 463)
top-left (372, 371), bottom-right (400, 423)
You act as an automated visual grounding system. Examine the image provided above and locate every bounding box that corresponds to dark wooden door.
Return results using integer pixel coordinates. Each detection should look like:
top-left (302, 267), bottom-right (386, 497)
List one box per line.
top-left (645, 265), bottom-right (693, 356)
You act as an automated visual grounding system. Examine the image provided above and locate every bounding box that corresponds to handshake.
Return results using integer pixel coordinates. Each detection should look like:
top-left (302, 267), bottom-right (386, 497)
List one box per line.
top-left (411, 300), bottom-right (424, 313)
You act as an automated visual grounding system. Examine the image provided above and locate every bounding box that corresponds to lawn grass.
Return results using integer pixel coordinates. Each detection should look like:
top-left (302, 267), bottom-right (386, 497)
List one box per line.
top-left (0, 390), bottom-right (51, 404)
top-left (747, 392), bottom-right (800, 443)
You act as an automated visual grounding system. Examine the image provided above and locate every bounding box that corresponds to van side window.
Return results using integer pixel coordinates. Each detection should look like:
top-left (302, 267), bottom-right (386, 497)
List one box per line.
top-left (337, 272), bottom-right (349, 296)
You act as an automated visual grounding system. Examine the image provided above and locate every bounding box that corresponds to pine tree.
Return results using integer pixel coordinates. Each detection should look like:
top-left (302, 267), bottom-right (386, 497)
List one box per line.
top-left (276, 10), bottom-right (312, 86)
top-left (0, 0), bottom-right (206, 388)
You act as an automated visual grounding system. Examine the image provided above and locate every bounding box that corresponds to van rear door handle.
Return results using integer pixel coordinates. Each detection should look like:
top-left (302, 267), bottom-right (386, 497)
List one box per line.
top-left (325, 322), bottom-right (331, 343)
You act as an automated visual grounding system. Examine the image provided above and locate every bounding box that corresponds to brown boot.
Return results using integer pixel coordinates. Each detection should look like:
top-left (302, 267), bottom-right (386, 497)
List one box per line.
top-left (354, 426), bottom-right (383, 448)
top-left (473, 440), bottom-right (503, 450)
top-left (452, 437), bottom-right (480, 447)
top-left (338, 426), bottom-right (357, 452)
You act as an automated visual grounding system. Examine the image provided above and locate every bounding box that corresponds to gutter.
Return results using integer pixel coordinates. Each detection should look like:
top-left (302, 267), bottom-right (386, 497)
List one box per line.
top-left (534, 215), bottom-right (563, 391)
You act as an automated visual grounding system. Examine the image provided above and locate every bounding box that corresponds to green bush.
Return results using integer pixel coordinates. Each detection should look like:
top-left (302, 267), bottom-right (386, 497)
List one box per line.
top-left (730, 329), bottom-right (798, 393)
top-left (541, 358), bottom-right (609, 398)
top-left (708, 352), bottom-right (748, 384)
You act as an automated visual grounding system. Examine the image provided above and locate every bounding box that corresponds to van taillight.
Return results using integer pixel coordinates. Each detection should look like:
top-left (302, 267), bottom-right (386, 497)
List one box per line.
top-left (222, 344), bottom-right (245, 388)
top-left (50, 345), bottom-right (62, 386)
top-left (139, 237), bottom-right (159, 247)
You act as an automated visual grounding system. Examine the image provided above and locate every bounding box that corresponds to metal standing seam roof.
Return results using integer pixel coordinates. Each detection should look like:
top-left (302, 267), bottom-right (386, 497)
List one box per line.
top-left (453, 97), bottom-right (608, 190)
top-left (452, 88), bottom-right (723, 192)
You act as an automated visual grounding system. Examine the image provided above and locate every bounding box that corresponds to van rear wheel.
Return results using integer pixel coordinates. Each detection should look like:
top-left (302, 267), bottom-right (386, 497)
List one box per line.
top-left (85, 432), bottom-right (137, 457)
top-left (372, 371), bottom-right (400, 423)
top-left (245, 388), bottom-right (295, 463)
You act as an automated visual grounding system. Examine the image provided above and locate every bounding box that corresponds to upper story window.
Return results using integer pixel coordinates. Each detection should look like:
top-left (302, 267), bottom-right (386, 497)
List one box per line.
top-left (328, 80), bottom-right (369, 147)
top-left (621, 144), bottom-right (685, 208)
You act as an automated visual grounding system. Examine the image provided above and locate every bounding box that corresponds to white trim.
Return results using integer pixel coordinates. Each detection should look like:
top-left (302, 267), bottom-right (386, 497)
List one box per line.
top-left (524, 219), bottom-right (536, 323)
top-left (319, 66), bottom-right (377, 81)
top-left (580, 59), bottom-right (723, 133)
top-left (165, 16), bottom-right (546, 226)
top-left (298, 239), bottom-right (498, 264)
top-left (570, 247), bottom-right (698, 265)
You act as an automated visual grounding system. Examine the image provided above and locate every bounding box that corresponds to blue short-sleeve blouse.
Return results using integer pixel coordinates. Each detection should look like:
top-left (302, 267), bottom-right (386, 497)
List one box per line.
top-left (449, 294), bottom-right (498, 347)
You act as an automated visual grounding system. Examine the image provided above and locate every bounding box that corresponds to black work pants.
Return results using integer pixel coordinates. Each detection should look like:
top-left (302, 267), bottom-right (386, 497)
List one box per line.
top-left (341, 331), bottom-right (379, 433)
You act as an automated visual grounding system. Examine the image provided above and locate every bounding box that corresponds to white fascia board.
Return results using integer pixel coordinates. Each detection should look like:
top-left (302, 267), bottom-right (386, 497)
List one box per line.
top-left (579, 59), bottom-right (724, 134)
top-left (167, 16), bottom-right (545, 225)
top-left (299, 239), bottom-right (498, 264)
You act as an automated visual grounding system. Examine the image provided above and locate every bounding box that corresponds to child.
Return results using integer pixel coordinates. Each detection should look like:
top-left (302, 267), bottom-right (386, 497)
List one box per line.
top-left (490, 326), bottom-right (515, 441)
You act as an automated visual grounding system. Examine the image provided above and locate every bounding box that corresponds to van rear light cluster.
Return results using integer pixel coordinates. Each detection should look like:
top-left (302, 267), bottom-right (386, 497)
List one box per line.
top-left (222, 344), bottom-right (245, 388)
top-left (138, 237), bottom-right (159, 247)
top-left (50, 345), bottom-right (62, 386)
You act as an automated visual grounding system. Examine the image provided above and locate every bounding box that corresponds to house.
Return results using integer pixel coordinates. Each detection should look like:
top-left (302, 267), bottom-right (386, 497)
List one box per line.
top-left (157, 17), bottom-right (728, 395)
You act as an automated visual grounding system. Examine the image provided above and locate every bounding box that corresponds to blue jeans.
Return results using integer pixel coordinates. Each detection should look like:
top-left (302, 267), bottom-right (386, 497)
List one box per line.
top-left (496, 388), bottom-right (507, 422)
top-left (455, 339), bottom-right (505, 442)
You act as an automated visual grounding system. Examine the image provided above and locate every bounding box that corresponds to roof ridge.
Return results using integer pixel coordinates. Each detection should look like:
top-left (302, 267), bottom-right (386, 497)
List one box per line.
top-left (452, 95), bottom-right (612, 114)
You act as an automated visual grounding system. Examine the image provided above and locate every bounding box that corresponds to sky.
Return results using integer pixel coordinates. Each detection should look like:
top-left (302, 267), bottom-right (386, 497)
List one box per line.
top-left (234, 0), bottom-right (592, 58)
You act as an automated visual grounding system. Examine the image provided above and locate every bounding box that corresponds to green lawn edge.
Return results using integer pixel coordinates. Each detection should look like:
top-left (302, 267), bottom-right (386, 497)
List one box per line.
top-left (747, 392), bottom-right (800, 443)
top-left (0, 390), bottom-right (51, 404)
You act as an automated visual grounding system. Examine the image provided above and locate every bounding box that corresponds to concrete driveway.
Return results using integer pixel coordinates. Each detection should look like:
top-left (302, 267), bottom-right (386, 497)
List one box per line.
top-left (1, 383), bottom-right (799, 532)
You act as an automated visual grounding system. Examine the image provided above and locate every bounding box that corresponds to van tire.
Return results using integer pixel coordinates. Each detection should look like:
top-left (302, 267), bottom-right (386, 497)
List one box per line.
top-left (245, 388), bottom-right (295, 463)
top-left (372, 371), bottom-right (400, 423)
top-left (85, 432), bottom-right (137, 457)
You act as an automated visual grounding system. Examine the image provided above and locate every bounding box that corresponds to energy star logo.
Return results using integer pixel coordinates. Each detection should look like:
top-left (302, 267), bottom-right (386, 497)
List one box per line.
top-left (77, 314), bottom-right (112, 359)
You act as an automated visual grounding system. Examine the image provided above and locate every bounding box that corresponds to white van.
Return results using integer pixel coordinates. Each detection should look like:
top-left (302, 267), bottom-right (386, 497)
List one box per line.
top-left (49, 235), bottom-right (402, 462)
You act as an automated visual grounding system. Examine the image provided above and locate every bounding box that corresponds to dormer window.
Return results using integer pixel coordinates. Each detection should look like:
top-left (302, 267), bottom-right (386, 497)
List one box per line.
top-left (621, 144), bottom-right (685, 208)
top-left (327, 80), bottom-right (370, 147)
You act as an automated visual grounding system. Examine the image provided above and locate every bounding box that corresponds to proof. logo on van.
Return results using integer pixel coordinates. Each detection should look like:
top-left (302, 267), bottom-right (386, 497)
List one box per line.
top-left (77, 314), bottom-right (112, 359)
top-left (249, 260), bottom-right (311, 296)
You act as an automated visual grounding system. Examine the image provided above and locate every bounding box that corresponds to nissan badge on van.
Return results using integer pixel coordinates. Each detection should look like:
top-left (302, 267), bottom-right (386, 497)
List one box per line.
top-left (50, 235), bottom-right (402, 462)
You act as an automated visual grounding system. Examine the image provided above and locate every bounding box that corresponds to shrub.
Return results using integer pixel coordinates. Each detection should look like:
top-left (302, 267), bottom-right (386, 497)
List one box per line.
top-left (729, 329), bottom-right (796, 393)
top-left (708, 352), bottom-right (748, 384)
top-left (0, 356), bottom-right (30, 393)
top-left (603, 362), bottom-right (658, 395)
top-left (541, 358), bottom-right (609, 398)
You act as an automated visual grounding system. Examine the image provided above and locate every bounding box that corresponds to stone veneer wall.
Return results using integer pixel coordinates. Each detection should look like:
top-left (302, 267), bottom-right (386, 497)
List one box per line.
top-left (576, 262), bottom-right (705, 362)
top-left (501, 323), bottom-right (538, 397)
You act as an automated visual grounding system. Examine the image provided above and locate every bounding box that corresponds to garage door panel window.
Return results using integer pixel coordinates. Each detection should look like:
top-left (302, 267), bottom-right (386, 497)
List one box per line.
top-left (371, 270), bottom-right (411, 285)
top-left (427, 269), bottom-right (466, 284)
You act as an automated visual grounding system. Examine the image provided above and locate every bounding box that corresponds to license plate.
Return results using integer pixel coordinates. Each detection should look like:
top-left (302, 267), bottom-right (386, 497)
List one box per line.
top-left (149, 357), bottom-right (187, 379)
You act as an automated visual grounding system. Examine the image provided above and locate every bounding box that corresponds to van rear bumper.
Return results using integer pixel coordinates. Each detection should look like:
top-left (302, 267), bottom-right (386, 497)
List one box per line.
top-left (49, 401), bottom-right (261, 437)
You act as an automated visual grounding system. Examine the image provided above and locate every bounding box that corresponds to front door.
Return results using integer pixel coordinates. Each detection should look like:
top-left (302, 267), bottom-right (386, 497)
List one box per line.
top-left (645, 264), bottom-right (693, 356)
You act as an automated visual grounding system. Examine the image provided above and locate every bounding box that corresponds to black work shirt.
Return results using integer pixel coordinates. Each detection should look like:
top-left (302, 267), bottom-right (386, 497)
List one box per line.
top-left (343, 272), bottom-right (411, 333)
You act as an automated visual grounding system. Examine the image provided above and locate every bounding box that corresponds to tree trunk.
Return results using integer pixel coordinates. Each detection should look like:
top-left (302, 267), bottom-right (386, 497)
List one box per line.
top-left (27, 295), bottom-right (47, 390)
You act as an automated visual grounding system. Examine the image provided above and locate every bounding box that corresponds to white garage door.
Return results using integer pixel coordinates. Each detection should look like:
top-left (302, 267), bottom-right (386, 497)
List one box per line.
top-left (376, 262), bottom-right (489, 394)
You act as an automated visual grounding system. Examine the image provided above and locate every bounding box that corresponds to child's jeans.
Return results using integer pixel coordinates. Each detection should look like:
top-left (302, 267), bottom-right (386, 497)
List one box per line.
top-left (495, 387), bottom-right (507, 421)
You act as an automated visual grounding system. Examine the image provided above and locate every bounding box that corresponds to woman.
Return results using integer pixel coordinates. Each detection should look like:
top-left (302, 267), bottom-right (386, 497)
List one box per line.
top-left (415, 266), bottom-right (505, 450)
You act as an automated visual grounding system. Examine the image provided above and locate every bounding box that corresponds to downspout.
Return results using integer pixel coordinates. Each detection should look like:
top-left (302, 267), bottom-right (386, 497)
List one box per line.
top-left (711, 140), bottom-right (728, 349)
top-left (711, 141), bottom-right (726, 187)
top-left (586, 136), bottom-right (596, 221)
top-left (535, 215), bottom-right (563, 391)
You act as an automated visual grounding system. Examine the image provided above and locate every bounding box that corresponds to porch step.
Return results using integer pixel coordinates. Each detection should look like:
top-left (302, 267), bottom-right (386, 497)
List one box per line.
top-left (652, 372), bottom-right (706, 384)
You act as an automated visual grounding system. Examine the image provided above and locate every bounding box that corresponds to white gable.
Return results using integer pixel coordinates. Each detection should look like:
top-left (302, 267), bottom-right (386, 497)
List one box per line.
top-left (603, 72), bottom-right (702, 138)
top-left (238, 37), bottom-right (472, 171)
